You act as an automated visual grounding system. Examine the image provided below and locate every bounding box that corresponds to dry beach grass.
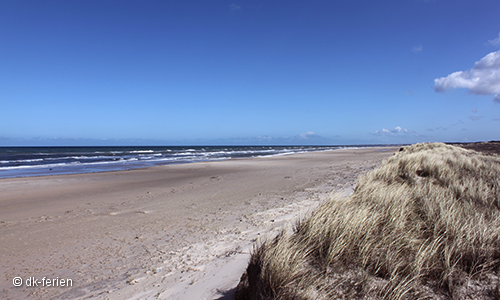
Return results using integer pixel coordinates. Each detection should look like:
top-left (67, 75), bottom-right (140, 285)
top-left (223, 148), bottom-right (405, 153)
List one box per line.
top-left (235, 143), bottom-right (500, 299)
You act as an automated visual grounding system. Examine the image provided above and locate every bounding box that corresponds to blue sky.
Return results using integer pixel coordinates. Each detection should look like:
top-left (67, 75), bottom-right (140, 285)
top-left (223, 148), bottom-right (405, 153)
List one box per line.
top-left (1, 0), bottom-right (500, 146)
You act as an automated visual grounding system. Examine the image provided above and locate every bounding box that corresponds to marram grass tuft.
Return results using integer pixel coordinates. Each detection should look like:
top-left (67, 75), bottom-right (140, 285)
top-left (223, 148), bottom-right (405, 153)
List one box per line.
top-left (235, 143), bottom-right (500, 299)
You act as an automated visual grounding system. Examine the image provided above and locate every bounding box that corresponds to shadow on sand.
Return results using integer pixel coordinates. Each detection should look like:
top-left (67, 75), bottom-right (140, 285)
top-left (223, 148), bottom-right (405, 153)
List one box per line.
top-left (214, 287), bottom-right (237, 300)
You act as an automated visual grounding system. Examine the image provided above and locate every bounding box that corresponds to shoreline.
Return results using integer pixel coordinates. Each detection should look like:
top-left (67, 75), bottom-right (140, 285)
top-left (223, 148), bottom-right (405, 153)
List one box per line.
top-left (0, 147), bottom-right (397, 299)
top-left (0, 145), bottom-right (390, 180)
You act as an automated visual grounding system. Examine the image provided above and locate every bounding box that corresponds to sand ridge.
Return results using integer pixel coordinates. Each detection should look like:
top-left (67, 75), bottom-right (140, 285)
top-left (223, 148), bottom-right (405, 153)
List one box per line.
top-left (0, 148), bottom-right (397, 299)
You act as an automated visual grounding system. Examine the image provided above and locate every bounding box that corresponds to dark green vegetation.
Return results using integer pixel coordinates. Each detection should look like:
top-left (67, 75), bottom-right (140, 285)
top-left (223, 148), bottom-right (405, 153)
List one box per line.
top-left (235, 143), bottom-right (500, 299)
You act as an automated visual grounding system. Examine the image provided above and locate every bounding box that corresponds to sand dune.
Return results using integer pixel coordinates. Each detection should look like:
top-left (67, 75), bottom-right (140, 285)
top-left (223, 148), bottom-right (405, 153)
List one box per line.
top-left (235, 143), bottom-right (500, 299)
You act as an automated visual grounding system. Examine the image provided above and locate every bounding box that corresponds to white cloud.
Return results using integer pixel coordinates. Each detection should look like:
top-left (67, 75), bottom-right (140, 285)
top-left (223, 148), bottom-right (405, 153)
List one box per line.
top-left (219, 132), bottom-right (332, 145)
top-left (489, 31), bottom-right (500, 46)
top-left (433, 50), bottom-right (500, 102)
top-left (370, 126), bottom-right (415, 136)
top-left (412, 45), bottom-right (423, 53)
top-left (230, 4), bottom-right (241, 11)
top-left (299, 131), bottom-right (320, 139)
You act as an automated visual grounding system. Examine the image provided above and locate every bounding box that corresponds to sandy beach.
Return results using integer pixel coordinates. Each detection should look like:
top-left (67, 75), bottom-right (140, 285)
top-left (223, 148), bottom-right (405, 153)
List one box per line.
top-left (0, 147), bottom-right (397, 299)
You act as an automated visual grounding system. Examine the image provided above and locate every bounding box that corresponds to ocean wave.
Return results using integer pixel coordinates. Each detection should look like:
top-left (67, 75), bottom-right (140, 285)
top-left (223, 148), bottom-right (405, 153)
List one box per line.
top-left (172, 152), bottom-right (206, 156)
top-left (0, 159), bottom-right (46, 166)
top-left (128, 150), bottom-right (154, 153)
top-left (0, 145), bottom-right (365, 178)
top-left (3, 158), bottom-right (45, 163)
top-left (0, 162), bottom-right (76, 171)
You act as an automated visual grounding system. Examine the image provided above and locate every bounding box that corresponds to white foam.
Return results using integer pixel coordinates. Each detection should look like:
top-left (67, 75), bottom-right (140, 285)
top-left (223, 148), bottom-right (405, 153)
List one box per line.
top-left (0, 162), bottom-right (72, 171)
top-left (4, 158), bottom-right (45, 163)
top-left (129, 150), bottom-right (154, 153)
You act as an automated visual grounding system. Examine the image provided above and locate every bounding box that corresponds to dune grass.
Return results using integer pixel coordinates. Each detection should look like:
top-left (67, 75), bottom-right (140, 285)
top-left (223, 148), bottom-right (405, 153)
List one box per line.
top-left (235, 143), bottom-right (500, 299)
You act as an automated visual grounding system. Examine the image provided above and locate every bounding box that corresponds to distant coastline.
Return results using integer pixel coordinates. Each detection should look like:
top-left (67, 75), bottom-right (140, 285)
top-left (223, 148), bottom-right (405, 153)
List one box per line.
top-left (2, 141), bottom-right (497, 179)
top-left (448, 140), bottom-right (500, 156)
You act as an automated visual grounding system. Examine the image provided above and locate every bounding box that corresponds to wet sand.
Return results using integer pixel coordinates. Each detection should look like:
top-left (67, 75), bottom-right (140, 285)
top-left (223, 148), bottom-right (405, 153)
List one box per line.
top-left (0, 147), bottom-right (397, 299)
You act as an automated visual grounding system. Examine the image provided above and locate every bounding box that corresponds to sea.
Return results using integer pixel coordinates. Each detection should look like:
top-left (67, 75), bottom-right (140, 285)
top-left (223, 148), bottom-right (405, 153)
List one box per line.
top-left (0, 145), bottom-right (376, 179)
